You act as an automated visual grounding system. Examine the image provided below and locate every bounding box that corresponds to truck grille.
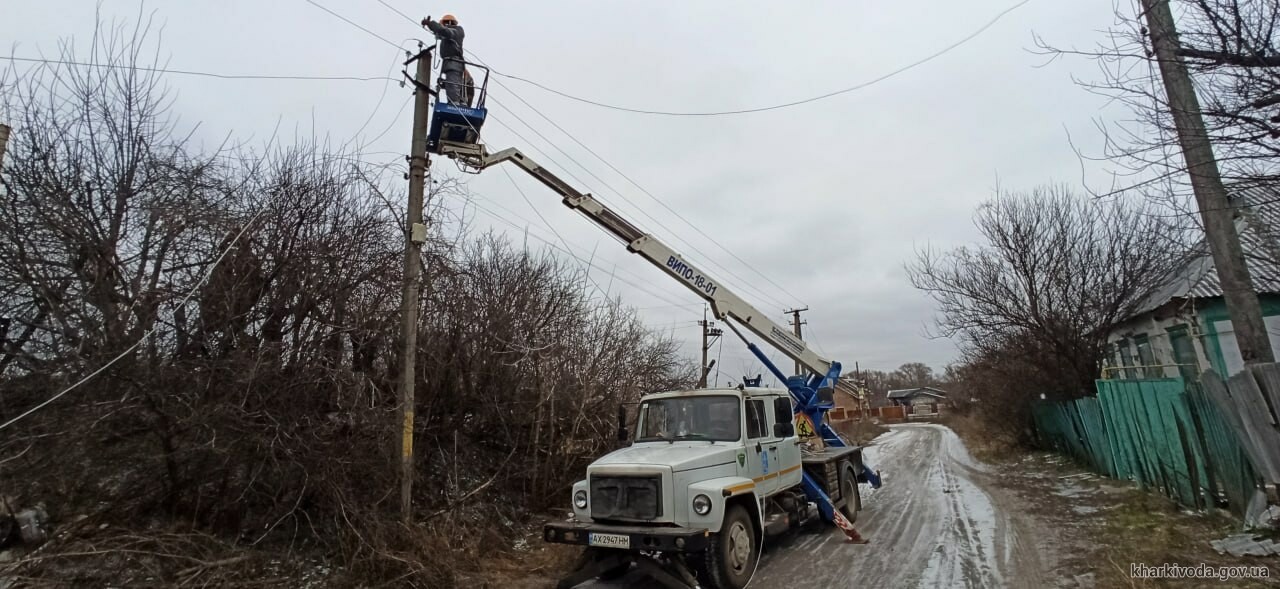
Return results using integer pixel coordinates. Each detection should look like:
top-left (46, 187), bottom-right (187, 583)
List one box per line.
top-left (590, 475), bottom-right (661, 521)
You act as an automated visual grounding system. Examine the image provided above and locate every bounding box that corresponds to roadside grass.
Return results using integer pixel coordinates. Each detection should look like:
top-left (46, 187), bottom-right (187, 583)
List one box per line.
top-left (1096, 490), bottom-right (1277, 588)
top-left (935, 412), bottom-right (1021, 463)
top-left (985, 448), bottom-right (1278, 588)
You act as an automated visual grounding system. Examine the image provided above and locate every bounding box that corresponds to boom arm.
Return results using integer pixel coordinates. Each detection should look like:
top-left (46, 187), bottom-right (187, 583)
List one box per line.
top-left (448, 145), bottom-right (837, 379)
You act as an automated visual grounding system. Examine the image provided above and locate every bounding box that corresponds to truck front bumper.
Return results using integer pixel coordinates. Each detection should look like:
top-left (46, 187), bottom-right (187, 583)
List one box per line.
top-left (543, 520), bottom-right (710, 553)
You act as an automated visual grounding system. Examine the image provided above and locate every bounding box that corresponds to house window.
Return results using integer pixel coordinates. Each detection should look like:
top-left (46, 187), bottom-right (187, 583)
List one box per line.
top-left (1168, 326), bottom-right (1200, 381)
top-left (1134, 335), bottom-right (1157, 378)
top-left (1117, 339), bottom-right (1137, 379)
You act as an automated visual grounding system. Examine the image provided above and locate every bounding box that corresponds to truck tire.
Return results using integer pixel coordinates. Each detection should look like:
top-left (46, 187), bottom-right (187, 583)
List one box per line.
top-left (694, 504), bottom-right (758, 589)
top-left (839, 464), bottom-right (861, 523)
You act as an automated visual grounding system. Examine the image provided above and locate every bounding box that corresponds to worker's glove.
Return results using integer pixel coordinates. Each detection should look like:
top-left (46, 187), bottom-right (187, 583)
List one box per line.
top-left (421, 16), bottom-right (431, 27)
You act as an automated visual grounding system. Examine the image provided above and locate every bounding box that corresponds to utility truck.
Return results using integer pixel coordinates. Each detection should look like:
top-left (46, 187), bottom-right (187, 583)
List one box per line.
top-left (418, 56), bottom-right (882, 589)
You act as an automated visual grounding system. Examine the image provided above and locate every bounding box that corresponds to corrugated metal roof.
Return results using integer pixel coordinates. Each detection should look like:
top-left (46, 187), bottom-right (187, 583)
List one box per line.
top-left (886, 386), bottom-right (948, 399)
top-left (1130, 184), bottom-right (1280, 317)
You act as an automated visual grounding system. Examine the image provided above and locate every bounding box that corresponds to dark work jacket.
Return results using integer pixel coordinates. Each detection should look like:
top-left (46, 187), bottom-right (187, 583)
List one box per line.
top-left (425, 20), bottom-right (465, 65)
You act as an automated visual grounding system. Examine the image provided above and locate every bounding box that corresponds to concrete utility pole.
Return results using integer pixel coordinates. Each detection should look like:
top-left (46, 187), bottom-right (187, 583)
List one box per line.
top-left (398, 48), bottom-right (433, 523)
top-left (784, 307), bottom-right (808, 376)
top-left (697, 307), bottom-right (723, 388)
top-left (1141, 0), bottom-right (1275, 367)
top-left (0, 124), bottom-right (11, 169)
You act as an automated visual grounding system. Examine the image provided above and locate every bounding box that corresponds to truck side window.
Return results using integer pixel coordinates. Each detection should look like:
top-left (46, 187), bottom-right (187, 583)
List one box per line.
top-left (746, 399), bottom-right (766, 439)
top-left (773, 397), bottom-right (792, 424)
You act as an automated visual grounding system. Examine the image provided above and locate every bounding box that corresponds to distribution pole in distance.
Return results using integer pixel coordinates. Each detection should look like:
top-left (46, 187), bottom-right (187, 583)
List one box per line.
top-left (698, 306), bottom-right (723, 388)
top-left (784, 307), bottom-right (808, 376)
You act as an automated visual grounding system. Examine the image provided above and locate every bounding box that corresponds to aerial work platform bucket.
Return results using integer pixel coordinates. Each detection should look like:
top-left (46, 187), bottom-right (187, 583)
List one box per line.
top-left (427, 101), bottom-right (487, 153)
top-left (426, 57), bottom-right (490, 155)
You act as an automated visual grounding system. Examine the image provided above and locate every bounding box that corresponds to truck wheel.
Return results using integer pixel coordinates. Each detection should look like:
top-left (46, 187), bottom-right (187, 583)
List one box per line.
top-left (573, 547), bottom-right (630, 581)
top-left (839, 465), bottom-right (862, 523)
top-left (695, 504), bottom-right (758, 589)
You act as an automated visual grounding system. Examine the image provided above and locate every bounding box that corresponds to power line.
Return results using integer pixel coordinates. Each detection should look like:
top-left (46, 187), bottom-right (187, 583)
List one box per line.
top-left (368, 1), bottom-right (807, 308)
top-left (483, 91), bottom-right (803, 309)
top-left (341, 40), bottom-right (419, 154)
top-left (374, 0), bottom-right (419, 26)
top-left (0, 155), bottom-right (284, 432)
top-left (483, 0), bottom-right (1031, 117)
top-left (302, 0), bottom-right (405, 51)
top-left (1, 55), bottom-right (397, 82)
top-left (714, 331), bottom-right (725, 387)
top-left (466, 197), bottom-right (695, 309)
top-left (483, 106), bottom-right (795, 311)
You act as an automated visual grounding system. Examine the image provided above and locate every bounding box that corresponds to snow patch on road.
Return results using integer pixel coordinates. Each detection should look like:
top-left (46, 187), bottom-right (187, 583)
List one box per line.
top-left (918, 451), bottom-right (1004, 589)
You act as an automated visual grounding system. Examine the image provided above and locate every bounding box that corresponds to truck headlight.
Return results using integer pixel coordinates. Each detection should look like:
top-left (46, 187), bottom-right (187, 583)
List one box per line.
top-left (573, 490), bottom-right (588, 509)
top-left (692, 494), bottom-right (712, 516)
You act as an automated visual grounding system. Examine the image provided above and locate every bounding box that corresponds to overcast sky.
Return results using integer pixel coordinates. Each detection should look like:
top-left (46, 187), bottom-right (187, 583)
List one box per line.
top-left (2, 0), bottom-right (1133, 383)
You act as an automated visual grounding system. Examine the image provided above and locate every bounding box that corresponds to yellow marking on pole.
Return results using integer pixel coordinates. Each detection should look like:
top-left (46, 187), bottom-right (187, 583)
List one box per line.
top-left (402, 410), bottom-right (414, 458)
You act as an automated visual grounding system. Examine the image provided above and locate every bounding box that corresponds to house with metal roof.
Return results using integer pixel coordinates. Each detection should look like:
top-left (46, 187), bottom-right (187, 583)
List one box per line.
top-left (886, 386), bottom-right (948, 406)
top-left (1106, 185), bottom-right (1280, 379)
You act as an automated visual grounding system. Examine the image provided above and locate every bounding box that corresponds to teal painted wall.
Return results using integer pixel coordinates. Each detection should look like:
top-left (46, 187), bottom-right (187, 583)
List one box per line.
top-left (1196, 294), bottom-right (1280, 375)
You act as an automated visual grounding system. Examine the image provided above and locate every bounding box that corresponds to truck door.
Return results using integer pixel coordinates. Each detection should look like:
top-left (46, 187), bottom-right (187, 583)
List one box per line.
top-left (771, 395), bottom-right (803, 490)
top-left (744, 397), bottom-right (778, 497)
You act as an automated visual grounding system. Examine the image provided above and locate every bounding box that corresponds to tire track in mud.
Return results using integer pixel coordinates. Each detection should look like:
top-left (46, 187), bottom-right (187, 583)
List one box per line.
top-left (751, 424), bottom-right (1041, 589)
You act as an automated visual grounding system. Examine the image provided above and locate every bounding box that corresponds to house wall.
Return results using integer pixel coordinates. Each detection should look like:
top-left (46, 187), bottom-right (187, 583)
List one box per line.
top-left (1106, 294), bottom-right (1280, 379)
top-left (1196, 294), bottom-right (1280, 376)
top-left (1107, 300), bottom-right (1209, 379)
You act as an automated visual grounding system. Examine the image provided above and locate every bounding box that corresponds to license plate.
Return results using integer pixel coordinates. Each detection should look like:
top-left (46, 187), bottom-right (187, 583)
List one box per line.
top-left (588, 532), bottom-right (630, 549)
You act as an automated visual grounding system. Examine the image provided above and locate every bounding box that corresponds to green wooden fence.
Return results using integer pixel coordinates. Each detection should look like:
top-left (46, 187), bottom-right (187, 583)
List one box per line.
top-left (1032, 377), bottom-right (1258, 517)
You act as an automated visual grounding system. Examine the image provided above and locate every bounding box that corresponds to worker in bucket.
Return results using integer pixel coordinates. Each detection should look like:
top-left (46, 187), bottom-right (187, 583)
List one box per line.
top-left (420, 13), bottom-right (468, 106)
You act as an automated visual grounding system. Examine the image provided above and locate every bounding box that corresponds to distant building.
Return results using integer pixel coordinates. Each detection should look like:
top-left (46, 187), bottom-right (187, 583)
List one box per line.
top-left (1105, 186), bottom-right (1280, 379)
top-left (886, 387), bottom-right (948, 417)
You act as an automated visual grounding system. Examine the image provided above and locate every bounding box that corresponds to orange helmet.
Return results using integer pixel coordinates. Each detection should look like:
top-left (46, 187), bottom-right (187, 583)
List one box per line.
top-left (441, 13), bottom-right (458, 25)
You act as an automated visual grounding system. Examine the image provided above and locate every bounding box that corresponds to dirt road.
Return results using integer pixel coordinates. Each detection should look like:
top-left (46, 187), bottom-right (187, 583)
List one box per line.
top-left (576, 423), bottom-right (1050, 589)
top-left (750, 423), bottom-right (1046, 588)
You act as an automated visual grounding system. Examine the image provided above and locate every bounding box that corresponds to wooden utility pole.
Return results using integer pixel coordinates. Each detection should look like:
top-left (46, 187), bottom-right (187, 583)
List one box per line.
top-left (1141, 0), bottom-right (1275, 367)
top-left (784, 307), bottom-right (808, 376)
top-left (697, 307), bottom-right (722, 388)
top-left (398, 48), bottom-right (433, 523)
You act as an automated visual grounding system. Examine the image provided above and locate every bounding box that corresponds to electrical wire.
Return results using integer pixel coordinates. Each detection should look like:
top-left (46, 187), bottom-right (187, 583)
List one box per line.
top-left (714, 332), bottom-right (724, 387)
top-left (374, 0), bottom-right (419, 26)
top-left (368, 0), bottom-right (808, 309)
top-left (302, 0), bottom-right (405, 50)
top-left (0, 173), bottom-right (277, 433)
top-left (483, 92), bottom-right (801, 310)
top-left (429, 76), bottom-right (699, 309)
top-left (483, 0), bottom-right (1031, 117)
top-left (340, 40), bottom-right (419, 154)
top-left (1, 55), bottom-right (396, 82)
top-left (466, 197), bottom-right (694, 309)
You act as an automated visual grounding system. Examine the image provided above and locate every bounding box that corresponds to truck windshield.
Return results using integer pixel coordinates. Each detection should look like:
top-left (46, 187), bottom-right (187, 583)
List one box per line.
top-left (635, 395), bottom-right (741, 442)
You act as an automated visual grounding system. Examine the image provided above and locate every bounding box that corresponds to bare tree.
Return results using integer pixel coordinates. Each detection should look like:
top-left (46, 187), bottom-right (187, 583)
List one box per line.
top-left (1037, 0), bottom-right (1280, 202)
top-left (909, 185), bottom-right (1188, 402)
